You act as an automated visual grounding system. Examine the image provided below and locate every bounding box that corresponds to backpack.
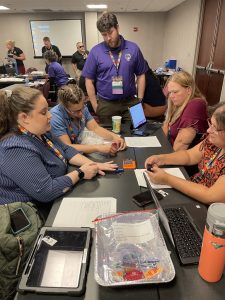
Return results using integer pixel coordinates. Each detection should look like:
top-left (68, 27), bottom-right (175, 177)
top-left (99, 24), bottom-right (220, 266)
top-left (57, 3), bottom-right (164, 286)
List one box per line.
top-left (0, 202), bottom-right (43, 300)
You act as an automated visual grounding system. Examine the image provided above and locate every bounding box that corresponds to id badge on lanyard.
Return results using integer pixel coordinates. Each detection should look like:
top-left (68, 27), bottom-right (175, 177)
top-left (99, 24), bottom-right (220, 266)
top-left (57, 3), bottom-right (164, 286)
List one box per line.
top-left (112, 75), bottom-right (123, 94)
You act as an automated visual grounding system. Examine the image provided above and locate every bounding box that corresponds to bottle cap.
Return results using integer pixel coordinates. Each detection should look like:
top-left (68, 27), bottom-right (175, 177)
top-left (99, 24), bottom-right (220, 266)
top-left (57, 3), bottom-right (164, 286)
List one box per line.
top-left (206, 203), bottom-right (225, 234)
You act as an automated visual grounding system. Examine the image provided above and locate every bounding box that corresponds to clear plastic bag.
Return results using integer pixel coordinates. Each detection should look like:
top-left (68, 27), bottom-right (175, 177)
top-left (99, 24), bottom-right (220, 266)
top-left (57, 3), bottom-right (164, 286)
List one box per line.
top-left (94, 210), bottom-right (175, 286)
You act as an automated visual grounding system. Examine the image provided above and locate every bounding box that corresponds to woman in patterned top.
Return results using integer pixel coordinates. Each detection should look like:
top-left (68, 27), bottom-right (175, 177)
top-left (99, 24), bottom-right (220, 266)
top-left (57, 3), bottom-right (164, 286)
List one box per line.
top-left (162, 71), bottom-right (208, 151)
top-left (145, 102), bottom-right (225, 204)
top-left (0, 86), bottom-right (117, 205)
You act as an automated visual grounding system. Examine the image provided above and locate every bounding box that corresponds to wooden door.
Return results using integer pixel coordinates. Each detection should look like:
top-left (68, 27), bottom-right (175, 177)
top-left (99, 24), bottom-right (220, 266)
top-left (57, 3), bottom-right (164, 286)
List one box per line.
top-left (195, 0), bottom-right (225, 105)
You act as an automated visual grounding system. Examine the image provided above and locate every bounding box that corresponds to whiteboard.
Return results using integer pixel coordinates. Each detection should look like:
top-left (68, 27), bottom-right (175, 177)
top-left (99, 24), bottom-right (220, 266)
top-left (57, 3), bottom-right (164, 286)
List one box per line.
top-left (30, 19), bottom-right (83, 57)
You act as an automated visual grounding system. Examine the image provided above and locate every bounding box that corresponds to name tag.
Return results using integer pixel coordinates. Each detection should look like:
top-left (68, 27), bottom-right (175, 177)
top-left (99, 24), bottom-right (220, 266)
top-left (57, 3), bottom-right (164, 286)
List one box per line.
top-left (112, 76), bottom-right (123, 95)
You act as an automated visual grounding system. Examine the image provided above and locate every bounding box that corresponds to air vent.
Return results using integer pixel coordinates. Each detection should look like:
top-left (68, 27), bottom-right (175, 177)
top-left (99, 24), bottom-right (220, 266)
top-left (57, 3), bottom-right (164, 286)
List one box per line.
top-left (32, 9), bottom-right (53, 12)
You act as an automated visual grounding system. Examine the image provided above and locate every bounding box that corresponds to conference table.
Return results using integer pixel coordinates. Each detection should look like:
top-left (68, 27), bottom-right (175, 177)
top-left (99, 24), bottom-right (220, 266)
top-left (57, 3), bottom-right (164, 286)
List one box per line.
top-left (15, 124), bottom-right (225, 300)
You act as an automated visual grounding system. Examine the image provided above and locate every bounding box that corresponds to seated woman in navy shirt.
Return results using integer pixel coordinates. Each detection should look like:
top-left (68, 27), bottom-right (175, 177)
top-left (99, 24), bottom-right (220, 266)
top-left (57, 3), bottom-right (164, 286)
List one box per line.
top-left (0, 86), bottom-right (117, 205)
top-left (50, 84), bottom-right (126, 155)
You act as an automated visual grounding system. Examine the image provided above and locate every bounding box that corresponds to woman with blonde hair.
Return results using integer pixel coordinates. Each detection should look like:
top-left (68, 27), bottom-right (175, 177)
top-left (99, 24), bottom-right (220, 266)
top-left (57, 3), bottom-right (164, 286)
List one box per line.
top-left (50, 84), bottom-right (126, 155)
top-left (6, 40), bottom-right (26, 74)
top-left (162, 70), bottom-right (208, 151)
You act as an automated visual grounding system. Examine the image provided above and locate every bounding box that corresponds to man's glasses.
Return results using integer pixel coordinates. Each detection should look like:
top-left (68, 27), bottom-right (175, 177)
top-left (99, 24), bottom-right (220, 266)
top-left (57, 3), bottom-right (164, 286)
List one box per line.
top-left (207, 118), bottom-right (225, 134)
top-left (79, 45), bottom-right (84, 48)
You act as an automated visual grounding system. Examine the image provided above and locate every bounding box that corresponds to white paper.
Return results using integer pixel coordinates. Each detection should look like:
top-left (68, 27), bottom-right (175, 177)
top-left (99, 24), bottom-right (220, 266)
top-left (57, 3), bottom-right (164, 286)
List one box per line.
top-left (125, 136), bottom-right (161, 147)
top-left (40, 250), bottom-right (83, 288)
top-left (53, 197), bottom-right (117, 228)
top-left (112, 220), bottom-right (154, 244)
top-left (135, 168), bottom-right (186, 189)
top-left (0, 77), bottom-right (24, 82)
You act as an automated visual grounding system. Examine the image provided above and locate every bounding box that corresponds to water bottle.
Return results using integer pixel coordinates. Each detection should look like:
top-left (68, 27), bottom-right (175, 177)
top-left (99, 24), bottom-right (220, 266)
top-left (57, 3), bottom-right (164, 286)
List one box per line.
top-left (25, 76), bottom-right (29, 87)
top-left (198, 203), bottom-right (225, 282)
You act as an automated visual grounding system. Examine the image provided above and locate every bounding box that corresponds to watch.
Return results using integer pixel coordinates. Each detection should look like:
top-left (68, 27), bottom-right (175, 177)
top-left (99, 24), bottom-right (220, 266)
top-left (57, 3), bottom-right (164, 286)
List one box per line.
top-left (76, 168), bottom-right (85, 180)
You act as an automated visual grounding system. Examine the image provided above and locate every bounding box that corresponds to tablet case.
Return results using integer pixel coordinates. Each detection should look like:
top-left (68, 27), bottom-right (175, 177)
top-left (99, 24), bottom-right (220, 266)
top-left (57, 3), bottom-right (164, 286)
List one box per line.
top-left (17, 227), bottom-right (91, 296)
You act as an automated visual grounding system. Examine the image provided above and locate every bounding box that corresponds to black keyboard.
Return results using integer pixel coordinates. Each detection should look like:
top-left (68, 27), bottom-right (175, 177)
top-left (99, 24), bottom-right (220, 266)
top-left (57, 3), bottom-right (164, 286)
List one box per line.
top-left (164, 207), bottom-right (202, 265)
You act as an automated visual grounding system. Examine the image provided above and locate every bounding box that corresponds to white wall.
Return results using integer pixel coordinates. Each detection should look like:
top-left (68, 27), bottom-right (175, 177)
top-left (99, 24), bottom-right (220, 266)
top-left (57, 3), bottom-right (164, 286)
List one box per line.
top-left (163, 0), bottom-right (202, 74)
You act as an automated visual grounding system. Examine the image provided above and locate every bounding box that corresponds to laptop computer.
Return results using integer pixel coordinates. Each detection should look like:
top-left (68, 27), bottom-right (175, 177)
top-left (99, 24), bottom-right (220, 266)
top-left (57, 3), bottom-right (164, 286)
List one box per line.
top-left (143, 172), bottom-right (207, 265)
top-left (128, 102), bottom-right (161, 135)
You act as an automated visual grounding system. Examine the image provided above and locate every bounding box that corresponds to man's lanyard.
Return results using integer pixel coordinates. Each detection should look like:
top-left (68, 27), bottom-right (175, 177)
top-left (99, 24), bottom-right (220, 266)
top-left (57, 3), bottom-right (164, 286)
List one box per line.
top-left (109, 50), bottom-right (122, 75)
top-left (18, 125), bottom-right (67, 165)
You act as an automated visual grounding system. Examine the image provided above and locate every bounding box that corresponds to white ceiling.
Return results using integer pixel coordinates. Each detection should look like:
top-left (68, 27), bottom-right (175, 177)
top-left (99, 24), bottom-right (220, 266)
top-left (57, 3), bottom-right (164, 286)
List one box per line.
top-left (0, 0), bottom-right (187, 13)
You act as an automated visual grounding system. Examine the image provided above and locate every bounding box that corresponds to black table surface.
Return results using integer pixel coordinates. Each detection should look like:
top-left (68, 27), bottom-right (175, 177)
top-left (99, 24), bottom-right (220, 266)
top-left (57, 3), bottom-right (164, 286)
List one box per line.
top-left (15, 126), bottom-right (225, 300)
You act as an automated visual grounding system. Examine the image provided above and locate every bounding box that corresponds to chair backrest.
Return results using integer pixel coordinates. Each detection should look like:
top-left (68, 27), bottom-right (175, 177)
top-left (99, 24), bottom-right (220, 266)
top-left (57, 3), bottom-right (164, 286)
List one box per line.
top-left (26, 67), bottom-right (37, 74)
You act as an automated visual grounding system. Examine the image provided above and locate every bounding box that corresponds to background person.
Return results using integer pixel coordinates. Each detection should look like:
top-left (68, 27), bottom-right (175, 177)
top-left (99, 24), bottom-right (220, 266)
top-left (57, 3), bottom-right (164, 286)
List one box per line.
top-left (142, 61), bottom-right (167, 119)
top-left (71, 42), bottom-right (89, 83)
top-left (0, 86), bottom-right (118, 206)
top-left (50, 84), bottom-right (126, 155)
top-left (82, 12), bottom-right (147, 123)
top-left (6, 40), bottom-right (26, 74)
top-left (42, 36), bottom-right (62, 73)
top-left (145, 102), bottom-right (225, 205)
top-left (162, 70), bottom-right (208, 151)
top-left (44, 50), bottom-right (69, 88)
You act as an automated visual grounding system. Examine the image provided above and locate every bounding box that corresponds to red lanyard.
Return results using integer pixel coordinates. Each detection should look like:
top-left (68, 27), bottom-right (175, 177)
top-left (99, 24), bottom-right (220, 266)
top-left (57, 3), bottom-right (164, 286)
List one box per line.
top-left (68, 122), bottom-right (76, 143)
top-left (109, 50), bottom-right (122, 74)
top-left (18, 125), bottom-right (67, 165)
top-left (200, 148), bottom-right (223, 175)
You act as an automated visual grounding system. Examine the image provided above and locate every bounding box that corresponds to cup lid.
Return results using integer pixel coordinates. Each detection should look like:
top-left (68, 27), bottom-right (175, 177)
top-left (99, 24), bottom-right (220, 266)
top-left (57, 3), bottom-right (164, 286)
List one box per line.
top-left (207, 203), bottom-right (225, 229)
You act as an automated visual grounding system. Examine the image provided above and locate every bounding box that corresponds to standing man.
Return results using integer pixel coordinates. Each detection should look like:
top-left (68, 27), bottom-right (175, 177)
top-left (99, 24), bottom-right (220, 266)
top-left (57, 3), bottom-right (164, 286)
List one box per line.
top-left (71, 42), bottom-right (89, 83)
top-left (42, 37), bottom-right (62, 73)
top-left (82, 12), bottom-right (147, 122)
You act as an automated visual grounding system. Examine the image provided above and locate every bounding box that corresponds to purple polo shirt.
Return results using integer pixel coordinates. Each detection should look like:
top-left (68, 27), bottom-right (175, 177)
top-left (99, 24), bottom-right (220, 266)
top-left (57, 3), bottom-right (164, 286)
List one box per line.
top-left (82, 35), bottom-right (147, 101)
top-left (48, 61), bottom-right (69, 87)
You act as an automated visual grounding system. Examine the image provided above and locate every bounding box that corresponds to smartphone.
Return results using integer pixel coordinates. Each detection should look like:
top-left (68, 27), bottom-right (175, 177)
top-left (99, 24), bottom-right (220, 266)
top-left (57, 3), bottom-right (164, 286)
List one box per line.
top-left (132, 130), bottom-right (149, 136)
top-left (10, 208), bottom-right (31, 235)
top-left (132, 190), bottom-right (163, 207)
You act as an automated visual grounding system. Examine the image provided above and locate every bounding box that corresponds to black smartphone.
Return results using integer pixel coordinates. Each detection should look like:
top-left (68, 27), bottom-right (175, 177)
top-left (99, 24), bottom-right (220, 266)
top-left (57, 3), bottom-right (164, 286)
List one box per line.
top-left (10, 208), bottom-right (31, 235)
top-left (132, 130), bottom-right (149, 136)
top-left (132, 190), bottom-right (163, 207)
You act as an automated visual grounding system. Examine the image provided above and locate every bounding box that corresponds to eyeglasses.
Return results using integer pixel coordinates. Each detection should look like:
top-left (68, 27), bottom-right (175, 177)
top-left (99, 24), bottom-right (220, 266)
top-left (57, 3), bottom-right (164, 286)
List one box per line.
top-left (79, 45), bottom-right (84, 48)
top-left (207, 118), bottom-right (225, 134)
top-left (65, 104), bottom-right (84, 115)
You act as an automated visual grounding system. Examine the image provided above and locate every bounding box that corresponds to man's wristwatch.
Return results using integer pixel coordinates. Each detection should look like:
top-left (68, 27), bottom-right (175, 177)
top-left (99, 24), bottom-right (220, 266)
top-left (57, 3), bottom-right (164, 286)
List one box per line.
top-left (76, 168), bottom-right (85, 180)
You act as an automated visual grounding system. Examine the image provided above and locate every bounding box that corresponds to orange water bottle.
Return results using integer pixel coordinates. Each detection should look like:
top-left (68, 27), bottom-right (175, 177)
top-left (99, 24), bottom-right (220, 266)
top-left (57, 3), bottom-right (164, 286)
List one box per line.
top-left (198, 203), bottom-right (225, 282)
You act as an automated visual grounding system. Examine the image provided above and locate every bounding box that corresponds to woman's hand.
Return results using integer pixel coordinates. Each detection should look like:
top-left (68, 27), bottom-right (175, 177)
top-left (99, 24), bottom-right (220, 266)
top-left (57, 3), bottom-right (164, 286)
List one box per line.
top-left (96, 161), bottom-right (118, 175)
top-left (146, 166), bottom-right (169, 185)
top-left (145, 155), bottom-right (165, 169)
top-left (112, 137), bottom-right (127, 151)
top-left (79, 163), bottom-right (99, 179)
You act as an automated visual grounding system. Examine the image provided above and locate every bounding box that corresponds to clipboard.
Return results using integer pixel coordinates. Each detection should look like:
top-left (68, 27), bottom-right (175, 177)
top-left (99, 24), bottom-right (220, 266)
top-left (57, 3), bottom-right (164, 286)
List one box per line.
top-left (18, 227), bottom-right (91, 296)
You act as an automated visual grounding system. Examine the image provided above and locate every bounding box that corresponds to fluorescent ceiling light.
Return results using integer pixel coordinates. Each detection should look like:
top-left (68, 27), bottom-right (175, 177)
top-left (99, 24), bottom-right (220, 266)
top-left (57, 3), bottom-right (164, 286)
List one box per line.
top-left (87, 4), bottom-right (107, 9)
top-left (0, 6), bottom-right (10, 10)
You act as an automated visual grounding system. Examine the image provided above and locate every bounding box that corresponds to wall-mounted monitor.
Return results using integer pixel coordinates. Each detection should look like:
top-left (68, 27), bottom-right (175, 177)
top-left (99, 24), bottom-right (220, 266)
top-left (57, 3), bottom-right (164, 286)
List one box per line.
top-left (30, 19), bottom-right (83, 58)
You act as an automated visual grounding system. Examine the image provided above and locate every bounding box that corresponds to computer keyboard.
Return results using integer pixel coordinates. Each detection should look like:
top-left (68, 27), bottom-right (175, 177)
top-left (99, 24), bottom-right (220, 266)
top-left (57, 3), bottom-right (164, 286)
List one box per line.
top-left (164, 207), bottom-right (202, 265)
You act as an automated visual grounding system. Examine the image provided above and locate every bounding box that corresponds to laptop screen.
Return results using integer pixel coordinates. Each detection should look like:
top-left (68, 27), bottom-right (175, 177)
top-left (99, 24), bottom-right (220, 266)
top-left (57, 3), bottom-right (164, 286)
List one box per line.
top-left (129, 102), bottom-right (146, 129)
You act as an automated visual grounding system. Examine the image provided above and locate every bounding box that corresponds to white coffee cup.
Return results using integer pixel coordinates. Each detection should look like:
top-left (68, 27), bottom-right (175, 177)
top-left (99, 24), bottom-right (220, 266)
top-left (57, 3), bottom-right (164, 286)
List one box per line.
top-left (112, 116), bottom-right (122, 133)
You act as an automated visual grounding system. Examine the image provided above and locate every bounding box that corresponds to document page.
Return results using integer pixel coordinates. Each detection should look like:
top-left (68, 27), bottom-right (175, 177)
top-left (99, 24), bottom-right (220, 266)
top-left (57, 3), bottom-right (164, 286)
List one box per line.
top-left (53, 197), bottom-right (117, 228)
top-left (135, 168), bottom-right (186, 189)
top-left (125, 136), bottom-right (161, 147)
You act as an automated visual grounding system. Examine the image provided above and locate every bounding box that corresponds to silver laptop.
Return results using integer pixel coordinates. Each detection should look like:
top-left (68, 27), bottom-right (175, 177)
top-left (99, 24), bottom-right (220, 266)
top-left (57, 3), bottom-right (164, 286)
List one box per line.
top-left (143, 172), bottom-right (207, 265)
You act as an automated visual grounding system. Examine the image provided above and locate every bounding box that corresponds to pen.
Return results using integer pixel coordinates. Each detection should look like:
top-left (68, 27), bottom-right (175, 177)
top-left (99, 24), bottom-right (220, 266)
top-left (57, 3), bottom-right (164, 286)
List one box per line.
top-left (114, 168), bottom-right (124, 174)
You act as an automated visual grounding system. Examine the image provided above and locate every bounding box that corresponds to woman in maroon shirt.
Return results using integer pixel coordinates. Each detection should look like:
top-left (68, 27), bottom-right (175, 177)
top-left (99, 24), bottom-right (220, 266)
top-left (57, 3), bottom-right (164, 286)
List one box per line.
top-left (162, 71), bottom-right (208, 151)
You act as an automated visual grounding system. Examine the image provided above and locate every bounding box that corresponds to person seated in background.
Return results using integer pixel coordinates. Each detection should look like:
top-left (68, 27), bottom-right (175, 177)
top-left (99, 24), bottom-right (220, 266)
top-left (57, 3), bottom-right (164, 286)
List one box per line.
top-left (6, 40), bottom-right (26, 74)
top-left (162, 70), bottom-right (208, 151)
top-left (0, 86), bottom-right (118, 207)
top-left (145, 102), bottom-right (225, 205)
top-left (44, 50), bottom-right (69, 88)
top-left (50, 84), bottom-right (126, 155)
top-left (142, 61), bottom-right (167, 119)
top-left (42, 36), bottom-right (62, 73)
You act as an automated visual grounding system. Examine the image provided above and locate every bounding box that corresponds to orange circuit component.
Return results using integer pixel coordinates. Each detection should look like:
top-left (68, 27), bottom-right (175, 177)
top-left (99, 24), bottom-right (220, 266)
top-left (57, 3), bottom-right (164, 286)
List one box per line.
top-left (123, 159), bottom-right (136, 169)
